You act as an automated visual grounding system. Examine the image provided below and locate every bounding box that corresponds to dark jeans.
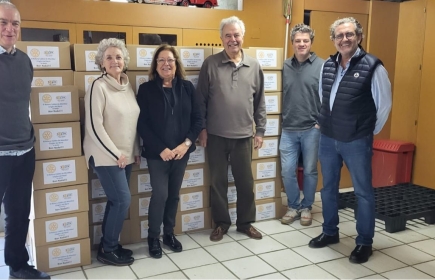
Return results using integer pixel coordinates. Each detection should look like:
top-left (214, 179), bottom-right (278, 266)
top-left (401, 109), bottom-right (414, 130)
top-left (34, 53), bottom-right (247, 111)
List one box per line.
top-left (207, 134), bottom-right (256, 231)
top-left (89, 157), bottom-right (132, 252)
top-left (147, 156), bottom-right (189, 238)
top-left (0, 148), bottom-right (35, 271)
top-left (319, 134), bottom-right (375, 245)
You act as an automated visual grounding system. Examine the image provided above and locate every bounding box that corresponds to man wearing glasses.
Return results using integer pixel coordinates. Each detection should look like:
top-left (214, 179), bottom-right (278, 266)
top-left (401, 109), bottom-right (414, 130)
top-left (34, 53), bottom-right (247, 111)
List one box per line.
top-left (308, 17), bottom-right (392, 264)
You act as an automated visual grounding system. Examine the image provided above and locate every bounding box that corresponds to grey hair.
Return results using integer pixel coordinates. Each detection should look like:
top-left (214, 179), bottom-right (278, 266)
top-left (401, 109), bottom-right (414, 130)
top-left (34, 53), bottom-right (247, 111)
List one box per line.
top-left (95, 38), bottom-right (130, 72)
top-left (330, 17), bottom-right (364, 41)
top-left (290, 23), bottom-right (315, 43)
top-left (0, 0), bottom-right (20, 15)
top-left (219, 16), bottom-right (245, 38)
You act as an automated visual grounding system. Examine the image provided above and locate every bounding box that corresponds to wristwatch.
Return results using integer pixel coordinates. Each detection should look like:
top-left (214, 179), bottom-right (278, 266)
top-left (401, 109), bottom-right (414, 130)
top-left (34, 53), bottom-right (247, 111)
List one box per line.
top-left (184, 138), bottom-right (192, 147)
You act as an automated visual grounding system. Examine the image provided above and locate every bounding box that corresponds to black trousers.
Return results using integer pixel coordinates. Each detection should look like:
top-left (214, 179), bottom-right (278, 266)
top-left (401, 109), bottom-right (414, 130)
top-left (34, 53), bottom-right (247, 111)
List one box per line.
top-left (147, 155), bottom-right (189, 238)
top-left (0, 148), bottom-right (35, 271)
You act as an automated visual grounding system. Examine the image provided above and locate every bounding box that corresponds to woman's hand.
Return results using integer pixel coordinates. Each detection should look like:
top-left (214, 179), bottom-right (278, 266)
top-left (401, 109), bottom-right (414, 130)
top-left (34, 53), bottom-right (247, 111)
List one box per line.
top-left (172, 143), bottom-right (189, 160)
top-left (160, 148), bottom-right (176, 161)
top-left (135, 155), bottom-right (141, 165)
top-left (117, 154), bottom-right (128, 168)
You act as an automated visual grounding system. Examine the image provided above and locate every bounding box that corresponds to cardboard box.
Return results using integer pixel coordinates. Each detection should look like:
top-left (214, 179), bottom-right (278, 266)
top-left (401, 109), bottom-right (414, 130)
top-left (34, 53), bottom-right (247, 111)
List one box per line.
top-left (129, 169), bottom-right (151, 196)
top-left (29, 237), bottom-right (91, 272)
top-left (175, 46), bottom-right (212, 70)
top-left (79, 97), bottom-right (85, 126)
top-left (127, 45), bottom-right (157, 71)
top-left (187, 145), bottom-right (206, 166)
top-left (89, 219), bottom-right (131, 249)
top-left (88, 176), bottom-right (106, 200)
top-left (129, 194), bottom-right (152, 220)
top-left (30, 212), bottom-right (89, 247)
top-left (246, 47), bottom-right (283, 70)
top-left (71, 44), bottom-right (99, 71)
top-left (212, 47), bottom-right (224, 54)
top-left (174, 207), bottom-right (211, 234)
top-left (32, 70), bottom-right (74, 87)
top-left (255, 198), bottom-right (282, 221)
top-left (130, 218), bottom-right (164, 243)
top-left (185, 71), bottom-right (199, 88)
top-left (227, 177), bottom-right (282, 203)
top-left (30, 86), bottom-right (80, 124)
top-left (74, 71), bottom-right (102, 98)
top-left (181, 164), bottom-right (210, 189)
top-left (126, 71), bottom-right (149, 93)
top-left (227, 183), bottom-right (237, 204)
top-left (265, 92), bottom-right (282, 114)
top-left (251, 158), bottom-right (279, 180)
top-left (263, 71), bottom-right (282, 92)
top-left (16, 41), bottom-right (71, 70)
top-left (179, 186), bottom-right (210, 212)
top-left (32, 184), bottom-right (89, 219)
top-left (264, 115), bottom-right (281, 137)
top-left (33, 156), bottom-right (88, 190)
top-left (252, 136), bottom-right (279, 159)
top-left (34, 122), bottom-right (82, 160)
top-left (131, 156), bottom-right (148, 172)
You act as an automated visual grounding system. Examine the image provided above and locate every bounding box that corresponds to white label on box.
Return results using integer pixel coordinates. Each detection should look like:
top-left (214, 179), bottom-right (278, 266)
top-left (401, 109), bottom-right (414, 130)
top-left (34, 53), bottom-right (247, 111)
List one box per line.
top-left (227, 186), bottom-right (237, 204)
top-left (181, 211), bottom-right (204, 232)
top-left (256, 161), bottom-right (277, 179)
top-left (265, 118), bottom-right (279, 136)
top-left (265, 95), bottom-right (279, 113)
top-left (255, 180), bottom-right (275, 200)
top-left (186, 74), bottom-right (199, 88)
top-left (180, 191), bottom-right (203, 211)
top-left (92, 202), bottom-right (107, 223)
top-left (181, 168), bottom-right (204, 188)
top-left (256, 202), bottom-right (276, 221)
top-left (187, 146), bottom-right (205, 165)
top-left (139, 197), bottom-right (151, 216)
top-left (39, 127), bottom-right (73, 151)
top-left (85, 50), bottom-right (99, 71)
top-left (228, 166), bottom-right (234, 183)
top-left (258, 139), bottom-right (279, 157)
top-left (45, 216), bottom-right (78, 243)
top-left (84, 74), bottom-right (101, 93)
top-left (91, 179), bottom-right (106, 199)
top-left (136, 75), bottom-right (149, 93)
top-left (136, 48), bottom-right (155, 68)
top-left (228, 207), bottom-right (237, 224)
top-left (46, 189), bottom-right (79, 215)
top-left (264, 73), bottom-right (278, 91)
top-left (32, 77), bottom-right (63, 87)
top-left (48, 242), bottom-right (81, 269)
top-left (180, 49), bottom-right (204, 68)
top-left (256, 49), bottom-right (277, 68)
top-left (27, 46), bottom-right (60, 68)
top-left (39, 92), bottom-right (72, 115)
top-left (138, 174), bottom-right (152, 193)
top-left (43, 160), bottom-right (77, 185)
top-left (139, 157), bottom-right (148, 169)
top-left (93, 224), bottom-right (103, 245)
top-left (140, 220), bottom-right (149, 239)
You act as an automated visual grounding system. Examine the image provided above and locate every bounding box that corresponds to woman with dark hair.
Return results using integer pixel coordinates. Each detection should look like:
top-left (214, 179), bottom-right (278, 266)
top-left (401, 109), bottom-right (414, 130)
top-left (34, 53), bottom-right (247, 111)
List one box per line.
top-left (137, 44), bottom-right (202, 258)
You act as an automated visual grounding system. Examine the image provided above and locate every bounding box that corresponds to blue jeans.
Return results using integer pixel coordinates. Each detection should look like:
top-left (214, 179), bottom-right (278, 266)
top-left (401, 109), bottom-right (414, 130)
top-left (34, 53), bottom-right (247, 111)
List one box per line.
top-left (279, 127), bottom-right (320, 210)
top-left (319, 133), bottom-right (375, 246)
top-left (89, 157), bottom-right (132, 252)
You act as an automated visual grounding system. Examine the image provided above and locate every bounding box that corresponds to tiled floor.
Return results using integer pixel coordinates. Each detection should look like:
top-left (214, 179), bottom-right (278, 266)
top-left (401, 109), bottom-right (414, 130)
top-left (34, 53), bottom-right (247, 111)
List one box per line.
top-left (2, 189), bottom-right (435, 279)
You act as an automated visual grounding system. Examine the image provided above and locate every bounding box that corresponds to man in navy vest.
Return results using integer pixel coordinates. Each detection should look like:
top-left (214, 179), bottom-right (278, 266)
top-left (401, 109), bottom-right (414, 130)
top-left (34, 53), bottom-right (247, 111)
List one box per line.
top-left (308, 17), bottom-right (392, 264)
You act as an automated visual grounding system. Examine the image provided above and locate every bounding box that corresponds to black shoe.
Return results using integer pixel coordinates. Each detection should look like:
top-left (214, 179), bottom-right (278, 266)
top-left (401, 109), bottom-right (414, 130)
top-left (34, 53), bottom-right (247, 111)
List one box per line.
top-left (309, 232), bottom-right (340, 248)
top-left (148, 237), bottom-right (162, 259)
top-left (349, 245), bottom-right (373, 264)
top-left (9, 264), bottom-right (51, 279)
top-left (99, 243), bottom-right (133, 258)
top-left (163, 233), bottom-right (183, 252)
top-left (97, 247), bottom-right (134, 266)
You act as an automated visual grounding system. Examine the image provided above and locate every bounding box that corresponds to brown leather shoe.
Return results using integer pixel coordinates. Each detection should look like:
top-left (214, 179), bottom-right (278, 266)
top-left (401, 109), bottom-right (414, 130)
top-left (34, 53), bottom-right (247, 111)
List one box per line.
top-left (237, 226), bottom-right (262, 239)
top-left (210, 226), bottom-right (228, 242)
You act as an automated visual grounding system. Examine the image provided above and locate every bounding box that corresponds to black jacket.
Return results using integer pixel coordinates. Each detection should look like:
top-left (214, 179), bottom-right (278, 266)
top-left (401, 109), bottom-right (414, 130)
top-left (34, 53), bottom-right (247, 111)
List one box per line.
top-left (137, 76), bottom-right (202, 160)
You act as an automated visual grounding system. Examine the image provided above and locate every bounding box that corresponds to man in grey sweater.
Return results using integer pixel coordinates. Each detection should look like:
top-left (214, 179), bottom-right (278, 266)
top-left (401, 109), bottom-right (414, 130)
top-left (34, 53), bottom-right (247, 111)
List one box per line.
top-left (0, 1), bottom-right (50, 279)
top-left (196, 16), bottom-right (267, 242)
top-left (280, 23), bottom-right (324, 227)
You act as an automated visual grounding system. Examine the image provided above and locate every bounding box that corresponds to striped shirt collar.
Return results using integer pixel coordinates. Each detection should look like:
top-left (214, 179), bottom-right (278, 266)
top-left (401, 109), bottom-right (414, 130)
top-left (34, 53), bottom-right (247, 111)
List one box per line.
top-left (0, 45), bottom-right (17, 55)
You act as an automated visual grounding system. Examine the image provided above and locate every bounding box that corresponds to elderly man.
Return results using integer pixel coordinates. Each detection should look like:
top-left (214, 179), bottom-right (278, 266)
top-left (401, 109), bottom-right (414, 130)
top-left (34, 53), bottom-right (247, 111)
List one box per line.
top-left (196, 16), bottom-right (266, 242)
top-left (308, 17), bottom-right (392, 264)
top-left (0, 1), bottom-right (50, 279)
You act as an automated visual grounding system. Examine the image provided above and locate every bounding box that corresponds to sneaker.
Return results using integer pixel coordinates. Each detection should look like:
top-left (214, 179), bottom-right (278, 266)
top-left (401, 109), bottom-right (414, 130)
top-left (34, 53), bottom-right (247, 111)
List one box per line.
top-left (9, 264), bottom-right (51, 279)
top-left (300, 208), bottom-right (312, 226)
top-left (281, 208), bottom-right (300, 225)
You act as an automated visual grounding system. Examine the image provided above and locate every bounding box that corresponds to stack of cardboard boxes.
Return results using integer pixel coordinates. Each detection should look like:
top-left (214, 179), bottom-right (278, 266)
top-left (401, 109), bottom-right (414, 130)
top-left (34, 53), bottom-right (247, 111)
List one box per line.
top-left (16, 41), bottom-right (91, 272)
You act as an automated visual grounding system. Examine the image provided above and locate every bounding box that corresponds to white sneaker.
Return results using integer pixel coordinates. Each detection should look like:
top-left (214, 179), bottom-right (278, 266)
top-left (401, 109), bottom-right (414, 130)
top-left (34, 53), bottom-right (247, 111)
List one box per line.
top-left (300, 208), bottom-right (312, 226)
top-left (281, 208), bottom-right (300, 225)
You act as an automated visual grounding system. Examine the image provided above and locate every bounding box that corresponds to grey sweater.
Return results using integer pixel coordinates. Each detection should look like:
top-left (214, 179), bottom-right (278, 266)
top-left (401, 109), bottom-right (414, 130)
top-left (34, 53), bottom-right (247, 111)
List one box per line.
top-left (0, 49), bottom-right (34, 151)
top-left (196, 50), bottom-right (267, 138)
top-left (282, 53), bottom-right (324, 131)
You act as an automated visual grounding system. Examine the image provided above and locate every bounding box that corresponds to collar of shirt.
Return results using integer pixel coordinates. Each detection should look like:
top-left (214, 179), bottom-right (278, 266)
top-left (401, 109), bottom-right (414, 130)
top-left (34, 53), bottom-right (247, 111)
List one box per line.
top-left (221, 49), bottom-right (250, 67)
top-left (291, 52), bottom-right (316, 65)
top-left (0, 45), bottom-right (16, 55)
top-left (336, 47), bottom-right (361, 68)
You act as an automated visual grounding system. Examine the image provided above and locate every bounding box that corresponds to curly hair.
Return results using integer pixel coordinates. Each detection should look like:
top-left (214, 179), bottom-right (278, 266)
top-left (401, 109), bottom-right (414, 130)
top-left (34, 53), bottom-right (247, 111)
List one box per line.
top-left (330, 17), bottom-right (364, 42)
top-left (290, 23), bottom-right (315, 43)
top-left (94, 38), bottom-right (130, 72)
top-left (219, 16), bottom-right (246, 38)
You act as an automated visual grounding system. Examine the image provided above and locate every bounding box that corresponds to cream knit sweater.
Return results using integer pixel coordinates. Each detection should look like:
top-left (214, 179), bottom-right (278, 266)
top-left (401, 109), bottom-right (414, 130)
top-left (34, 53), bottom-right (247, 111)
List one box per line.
top-left (83, 73), bottom-right (140, 167)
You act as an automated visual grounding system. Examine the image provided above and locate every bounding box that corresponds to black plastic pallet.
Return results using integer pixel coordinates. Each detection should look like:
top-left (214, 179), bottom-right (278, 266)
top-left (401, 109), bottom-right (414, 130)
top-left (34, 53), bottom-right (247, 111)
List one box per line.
top-left (338, 183), bottom-right (435, 233)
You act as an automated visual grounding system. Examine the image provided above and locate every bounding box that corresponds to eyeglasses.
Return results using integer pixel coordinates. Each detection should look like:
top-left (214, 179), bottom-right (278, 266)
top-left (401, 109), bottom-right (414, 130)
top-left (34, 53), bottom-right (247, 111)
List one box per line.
top-left (156, 58), bottom-right (176, 64)
top-left (333, 32), bottom-right (356, 41)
